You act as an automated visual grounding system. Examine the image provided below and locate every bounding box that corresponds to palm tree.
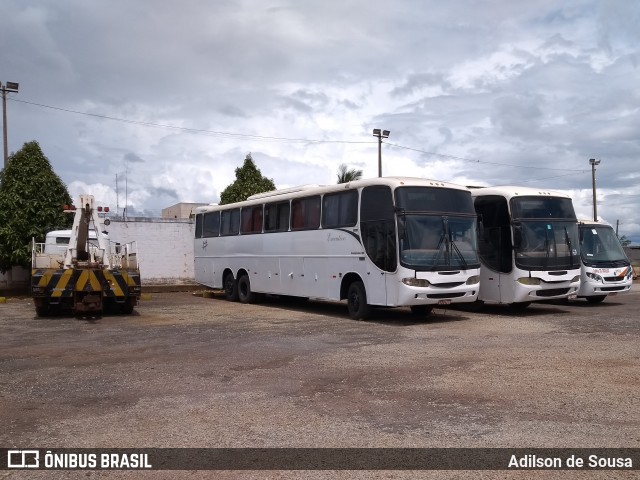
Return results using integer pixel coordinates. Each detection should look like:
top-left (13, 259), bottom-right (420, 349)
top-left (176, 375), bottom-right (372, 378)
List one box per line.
top-left (336, 163), bottom-right (363, 183)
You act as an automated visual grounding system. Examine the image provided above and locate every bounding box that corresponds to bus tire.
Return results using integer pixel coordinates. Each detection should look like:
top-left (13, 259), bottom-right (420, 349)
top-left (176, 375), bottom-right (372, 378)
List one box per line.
top-left (223, 273), bottom-right (239, 302)
top-left (347, 280), bottom-right (371, 320)
top-left (237, 274), bottom-right (257, 304)
top-left (586, 295), bottom-right (606, 304)
top-left (410, 305), bottom-right (433, 317)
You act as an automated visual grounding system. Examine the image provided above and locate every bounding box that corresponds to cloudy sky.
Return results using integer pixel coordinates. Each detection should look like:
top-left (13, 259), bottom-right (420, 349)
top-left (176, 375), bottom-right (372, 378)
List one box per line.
top-left (2, 0), bottom-right (639, 242)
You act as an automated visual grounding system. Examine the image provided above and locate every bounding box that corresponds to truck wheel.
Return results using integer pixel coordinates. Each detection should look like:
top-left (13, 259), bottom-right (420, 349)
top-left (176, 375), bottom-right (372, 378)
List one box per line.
top-left (237, 274), bottom-right (257, 304)
top-left (35, 303), bottom-right (49, 317)
top-left (121, 298), bottom-right (135, 314)
top-left (223, 273), bottom-right (239, 302)
top-left (347, 280), bottom-right (371, 320)
top-left (586, 295), bottom-right (606, 304)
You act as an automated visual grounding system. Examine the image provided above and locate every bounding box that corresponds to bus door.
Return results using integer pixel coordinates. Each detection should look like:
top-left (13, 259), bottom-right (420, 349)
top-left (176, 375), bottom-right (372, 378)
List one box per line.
top-left (360, 186), bottom-right (397, 306)
top-left (476, 223), bottom-right (514, 303)
top-left (475, 195), bottom-right (513, 303)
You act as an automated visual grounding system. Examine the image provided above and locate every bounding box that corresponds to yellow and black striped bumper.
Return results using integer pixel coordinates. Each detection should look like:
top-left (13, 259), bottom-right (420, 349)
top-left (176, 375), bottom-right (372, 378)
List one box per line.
top-left (31, 268), bottom-right (142, 300)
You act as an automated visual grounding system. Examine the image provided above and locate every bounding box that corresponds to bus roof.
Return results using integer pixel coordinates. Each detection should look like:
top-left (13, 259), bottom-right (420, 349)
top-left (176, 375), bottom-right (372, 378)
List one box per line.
top-left (469, 185), bottom-right (572, 200)
top-left (196, 176), bottom-right (471, 213)
top-left (578, 219), bottom-right (613, 228)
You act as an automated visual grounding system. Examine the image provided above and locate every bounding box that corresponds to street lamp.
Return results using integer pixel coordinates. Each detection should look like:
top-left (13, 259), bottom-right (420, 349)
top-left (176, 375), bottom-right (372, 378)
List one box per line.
top-left (589, 158), bottom-right (601, 221)
top-left (1, 81), bottom-right (19, 169)
top-left (372, 128), bottom-right (390, 177)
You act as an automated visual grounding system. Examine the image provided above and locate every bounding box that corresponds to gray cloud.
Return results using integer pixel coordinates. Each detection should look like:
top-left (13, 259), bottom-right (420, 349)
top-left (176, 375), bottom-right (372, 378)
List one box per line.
top-left (2, 0), bottom-right (639, 241)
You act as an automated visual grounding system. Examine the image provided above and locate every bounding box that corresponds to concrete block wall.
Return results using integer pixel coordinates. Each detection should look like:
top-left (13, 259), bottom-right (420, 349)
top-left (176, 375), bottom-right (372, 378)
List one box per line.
top-left (107, 218), bottom-right (195, 285)
top-left (0, 266), bottom-right (30, 292)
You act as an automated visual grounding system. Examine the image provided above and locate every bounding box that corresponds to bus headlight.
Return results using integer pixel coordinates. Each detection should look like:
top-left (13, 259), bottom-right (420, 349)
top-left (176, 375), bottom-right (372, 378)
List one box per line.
top-left (402, 278), bottom-right (430, 287)
top-left (586, 272), bottom-right (603, 283)
top-left (517, 277), bottom-right (541, 286)
top-left (571, 276), bottom-right (580, 283)
top-left (466, 275), bottom-right (480, 285)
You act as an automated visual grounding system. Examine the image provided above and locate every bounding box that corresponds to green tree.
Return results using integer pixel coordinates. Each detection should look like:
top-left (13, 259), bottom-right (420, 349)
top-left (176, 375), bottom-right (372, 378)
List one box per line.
top-left (336, 163), bottom-right (363, 183)
top-left (219, 153), bottom-right (276, 205)
top-left (0, 141), bottom-right (73, 272)
top-left (618, 234), bottom-right (632, 247)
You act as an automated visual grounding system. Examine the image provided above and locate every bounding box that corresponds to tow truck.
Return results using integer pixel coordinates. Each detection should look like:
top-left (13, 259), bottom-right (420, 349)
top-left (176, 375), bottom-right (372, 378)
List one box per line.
top-left (31, 194), bottom-right (141, 316)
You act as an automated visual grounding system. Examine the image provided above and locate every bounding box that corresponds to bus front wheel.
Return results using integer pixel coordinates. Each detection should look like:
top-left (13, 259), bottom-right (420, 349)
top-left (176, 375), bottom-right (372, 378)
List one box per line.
top-left (224, 273), bottom-right (239, 302)
top-left (586, 295), bottom-right (606, 304)
top-left (347, 281), bottom-right (371, 320)
top-left (410, 305), bottom-right (433, 317)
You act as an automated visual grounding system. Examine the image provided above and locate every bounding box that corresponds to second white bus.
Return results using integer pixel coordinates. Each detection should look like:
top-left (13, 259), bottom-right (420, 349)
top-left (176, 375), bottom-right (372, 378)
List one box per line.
top-left (194, 177), bottom-right (481, 319)
top-left (471, 186), bottom-right (581, 307)
top-left (577, 220), bottom-right (633, 303)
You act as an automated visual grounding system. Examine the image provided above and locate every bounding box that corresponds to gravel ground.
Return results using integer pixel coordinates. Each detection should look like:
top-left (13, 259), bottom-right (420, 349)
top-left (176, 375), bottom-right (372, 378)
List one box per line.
top-left (1, 287), bottom-right (639, 479)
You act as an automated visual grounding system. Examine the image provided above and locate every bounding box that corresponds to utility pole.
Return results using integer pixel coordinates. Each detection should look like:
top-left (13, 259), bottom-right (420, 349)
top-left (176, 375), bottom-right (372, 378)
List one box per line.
top-left (589, 158), bottom-right (600, 222)
top-left (372, 128), bottom-right (390, 177)
top-left (1, 81), bottom-right (19, 169)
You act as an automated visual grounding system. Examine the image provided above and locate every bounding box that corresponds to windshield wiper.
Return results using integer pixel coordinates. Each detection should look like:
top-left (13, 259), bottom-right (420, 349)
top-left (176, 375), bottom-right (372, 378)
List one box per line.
top-left (431, 216), bottom-right (450, 268)
top-left (449, 237), bottom-right (468, 269)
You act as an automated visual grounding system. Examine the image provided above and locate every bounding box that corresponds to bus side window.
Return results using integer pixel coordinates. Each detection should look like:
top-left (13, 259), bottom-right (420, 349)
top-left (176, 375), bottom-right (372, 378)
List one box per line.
top-left (291, 196), bottom-right (320, 230)
top-left (322, 190), bottom-right (358, 228)
top-left (241, 205), bottom-right (263, 234)
top-left (265, 201), bottom-right (290, 232)
top-left (221, 209), bottom-right (240, 236)
top-left (203, 212), bottom-right (220, 238)
top-left (195, 213), bottom-right (204, 238)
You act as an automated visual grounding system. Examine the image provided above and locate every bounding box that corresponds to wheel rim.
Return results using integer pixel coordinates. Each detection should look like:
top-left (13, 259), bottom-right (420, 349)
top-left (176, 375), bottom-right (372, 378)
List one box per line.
top-left (224, 277), bottom-right (234, 295)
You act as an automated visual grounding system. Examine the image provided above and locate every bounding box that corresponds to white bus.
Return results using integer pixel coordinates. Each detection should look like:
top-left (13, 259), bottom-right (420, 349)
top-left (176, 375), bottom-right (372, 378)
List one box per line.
top-left (471, 186), bottom-right (581, 307)
top-left (577, 220), bottom-right (633, 303)
top-left (194, 177), bottom-right (480, 319)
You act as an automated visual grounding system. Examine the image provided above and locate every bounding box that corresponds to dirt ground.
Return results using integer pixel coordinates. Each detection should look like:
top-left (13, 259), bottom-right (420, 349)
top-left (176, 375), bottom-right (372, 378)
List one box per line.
top-left (1, 288), bottom-right (639, 479)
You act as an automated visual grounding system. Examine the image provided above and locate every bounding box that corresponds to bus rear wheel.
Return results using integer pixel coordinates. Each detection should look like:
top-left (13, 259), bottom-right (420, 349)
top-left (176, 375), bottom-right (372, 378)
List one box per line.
top-left (347, 280), bottom-right (371, 320)
top-left (237, 274), bottom-right (258, 304)
top-left (223, 273), bottom-right (239, 302)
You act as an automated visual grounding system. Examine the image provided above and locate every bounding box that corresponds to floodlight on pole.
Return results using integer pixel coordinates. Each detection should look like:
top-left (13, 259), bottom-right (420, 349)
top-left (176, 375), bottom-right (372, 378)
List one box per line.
top-left (1, 81), bottom-right (19, 169)
top-left (372, 128), bottom-right (390, 177)
top-left (589, 158), bottom-right (601, 222)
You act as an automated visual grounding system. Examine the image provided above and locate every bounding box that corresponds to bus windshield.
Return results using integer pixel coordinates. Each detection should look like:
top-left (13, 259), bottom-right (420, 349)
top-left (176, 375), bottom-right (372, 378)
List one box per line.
top-left (398, 215), bottom-right (479, 270)
top-left (395, 187), bottom-right (478, 270)
top-left (513, 220), bottom-right (580, 270)
top-left (579, 225), bottom-right (629, 267)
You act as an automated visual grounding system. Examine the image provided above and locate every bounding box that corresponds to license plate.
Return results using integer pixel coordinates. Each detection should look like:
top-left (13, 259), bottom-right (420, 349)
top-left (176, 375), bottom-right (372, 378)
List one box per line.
top-left (438, 299), bottom-right (452, 305)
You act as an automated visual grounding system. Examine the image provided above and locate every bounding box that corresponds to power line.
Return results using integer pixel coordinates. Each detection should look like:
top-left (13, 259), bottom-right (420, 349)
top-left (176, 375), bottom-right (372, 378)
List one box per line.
top-left (13, 97), bottom-right (589, 173)
top-left (11, 98), bottom-right (372, 145)
top-left (519, 170), bottom-right (590, 183)
top-left (385, 142), bottom-right (587, 173)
